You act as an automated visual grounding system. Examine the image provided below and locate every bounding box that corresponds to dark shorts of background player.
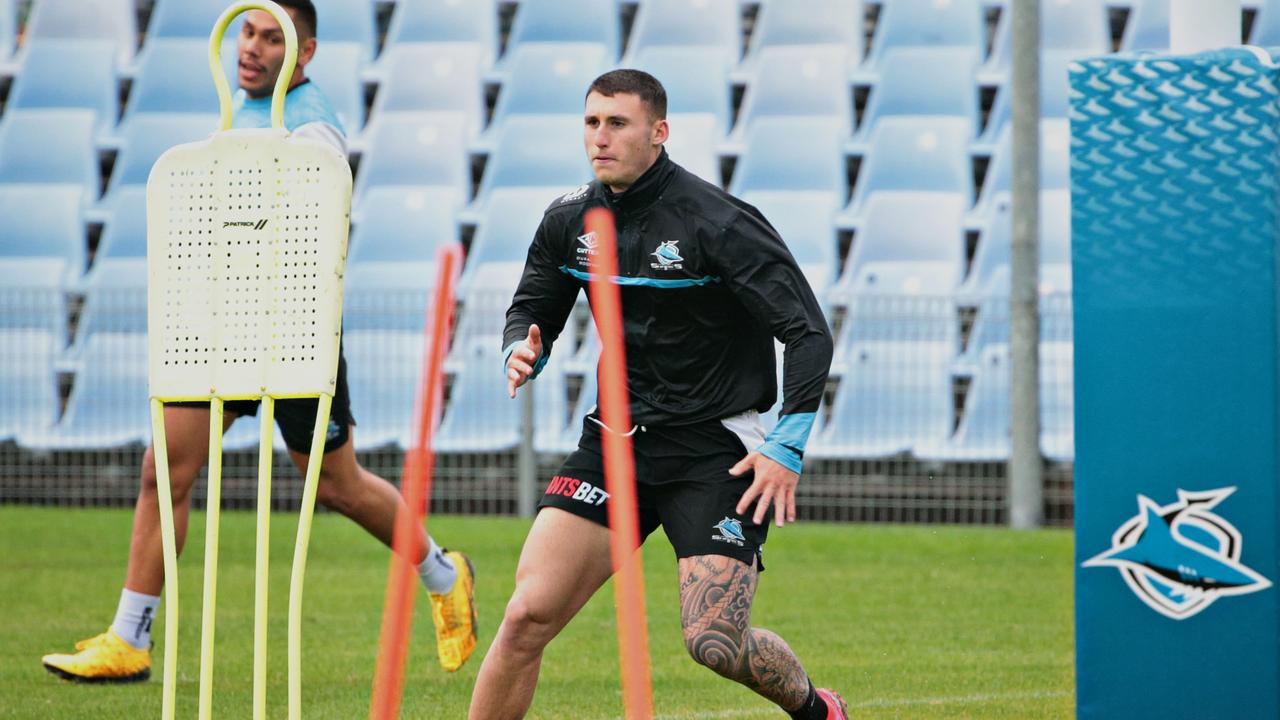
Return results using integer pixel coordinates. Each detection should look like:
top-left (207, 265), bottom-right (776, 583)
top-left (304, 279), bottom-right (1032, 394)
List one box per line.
top-left (170, 350), bottom-right (354, 454)
top-left (538, 413), bottom-right (769, 571)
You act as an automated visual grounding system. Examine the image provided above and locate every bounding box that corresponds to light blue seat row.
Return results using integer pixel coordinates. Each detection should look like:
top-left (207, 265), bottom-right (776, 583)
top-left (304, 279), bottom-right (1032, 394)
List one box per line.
top-left (843, 117), bottom-right (974, 225)
top-left (369, 44), bottom-right (486, 139)
top-left (0, 258), bottom-right (68, 341)
top-left (491, 0), bottom-right (621, 80)
top-left (915, 341), bottom-right (1075, 462)
top-left (21, 331), bottom-right (150, 449)
top-left (473, 115), bottom-right (592, 208)
top-left (353, 112), bottom-right (470, 200)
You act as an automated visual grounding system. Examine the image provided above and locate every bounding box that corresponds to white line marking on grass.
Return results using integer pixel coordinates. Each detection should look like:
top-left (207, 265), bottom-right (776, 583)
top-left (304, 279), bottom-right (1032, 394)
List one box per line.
top-left (641, 689), bottom-right (1072, 720)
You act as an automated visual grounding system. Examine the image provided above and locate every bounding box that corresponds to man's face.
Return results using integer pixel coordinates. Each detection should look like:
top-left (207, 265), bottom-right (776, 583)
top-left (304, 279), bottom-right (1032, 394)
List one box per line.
top-left (237, 9), bottom-right (314, 97)
top-left (583, 91), bottom-right (668, 192)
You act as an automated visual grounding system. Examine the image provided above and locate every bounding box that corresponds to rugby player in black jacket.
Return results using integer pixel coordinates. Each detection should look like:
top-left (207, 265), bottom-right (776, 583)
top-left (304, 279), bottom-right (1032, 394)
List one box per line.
top-left (469, 70), bottom-right (845, 720)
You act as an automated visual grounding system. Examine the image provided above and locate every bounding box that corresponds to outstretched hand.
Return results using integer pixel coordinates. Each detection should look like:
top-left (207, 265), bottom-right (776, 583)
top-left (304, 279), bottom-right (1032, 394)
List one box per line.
top-left (730, 452), bottom-right (799, 528)
top-left (506, 324), bottom-right (543, 398)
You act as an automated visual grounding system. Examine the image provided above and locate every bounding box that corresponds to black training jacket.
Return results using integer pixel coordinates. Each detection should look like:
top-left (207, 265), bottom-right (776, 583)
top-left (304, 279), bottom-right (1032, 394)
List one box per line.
top-left (502, 149), bottom-right (833, 469)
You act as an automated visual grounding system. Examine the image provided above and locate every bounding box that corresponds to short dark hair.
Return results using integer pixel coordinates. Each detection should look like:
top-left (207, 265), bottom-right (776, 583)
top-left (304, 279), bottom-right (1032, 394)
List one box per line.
top-left (586, 69), bottom-right (667, 120)
top-left (272, 0), bottom-right (317, 39)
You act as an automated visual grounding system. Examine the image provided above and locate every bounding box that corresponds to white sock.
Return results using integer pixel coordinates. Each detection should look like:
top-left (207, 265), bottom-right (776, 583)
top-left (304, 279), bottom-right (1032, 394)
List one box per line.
top-left (417, 537), bottom-right (457, 594)
top-left (111, 588), bottom-right (160, 650)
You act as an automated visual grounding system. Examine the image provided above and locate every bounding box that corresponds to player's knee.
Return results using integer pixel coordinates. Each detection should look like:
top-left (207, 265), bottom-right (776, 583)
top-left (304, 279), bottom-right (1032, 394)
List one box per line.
top-left (139, 446), bottom-right (200, 500)
top-left (683, 627), bottom-right (745, 673)
top-left (499, 593), bottom-right (561, 653)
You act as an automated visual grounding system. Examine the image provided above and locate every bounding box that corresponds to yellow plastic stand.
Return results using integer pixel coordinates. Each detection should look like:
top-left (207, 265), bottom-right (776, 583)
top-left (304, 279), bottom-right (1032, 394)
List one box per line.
top-left (146, 3), bottom-right (352, 718)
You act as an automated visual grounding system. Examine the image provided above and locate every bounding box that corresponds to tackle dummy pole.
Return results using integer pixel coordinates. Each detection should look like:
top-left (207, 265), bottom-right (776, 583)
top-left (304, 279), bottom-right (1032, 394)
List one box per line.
top-left (584, 208), bottom-right (655, 720)
top-left (369, 244), bottom-right (462, 720)
top-left (146, 2), bottom-right (352, 718)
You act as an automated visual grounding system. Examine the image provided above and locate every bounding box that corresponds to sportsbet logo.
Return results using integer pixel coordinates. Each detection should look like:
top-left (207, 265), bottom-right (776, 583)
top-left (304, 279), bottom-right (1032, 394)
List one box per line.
top-left (545, 475), bottom-right (609, 506)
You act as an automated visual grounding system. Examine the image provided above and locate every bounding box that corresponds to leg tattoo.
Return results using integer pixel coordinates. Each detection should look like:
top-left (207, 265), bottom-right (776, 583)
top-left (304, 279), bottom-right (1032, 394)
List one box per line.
top-left (679, 556), bottom-right (810, 710)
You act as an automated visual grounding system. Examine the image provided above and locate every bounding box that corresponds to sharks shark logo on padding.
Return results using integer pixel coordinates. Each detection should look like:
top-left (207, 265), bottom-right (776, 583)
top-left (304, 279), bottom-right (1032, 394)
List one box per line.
top-left (1084, 487), bottom-right (1271, 620)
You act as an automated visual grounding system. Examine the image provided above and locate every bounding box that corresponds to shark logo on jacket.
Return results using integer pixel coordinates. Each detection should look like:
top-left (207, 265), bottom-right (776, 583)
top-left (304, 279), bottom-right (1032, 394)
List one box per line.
top-left (1083, 487), bottom-right (1271, 620)
top-left (650, 240), bottom-right (683, 270)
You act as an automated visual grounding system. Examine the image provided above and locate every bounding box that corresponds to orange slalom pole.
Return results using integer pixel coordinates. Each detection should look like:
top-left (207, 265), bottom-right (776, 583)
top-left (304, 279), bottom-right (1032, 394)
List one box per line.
top-left (584, 208), bottom-right (656, 720)
top-left (369, 243), bottom-right (462, 720)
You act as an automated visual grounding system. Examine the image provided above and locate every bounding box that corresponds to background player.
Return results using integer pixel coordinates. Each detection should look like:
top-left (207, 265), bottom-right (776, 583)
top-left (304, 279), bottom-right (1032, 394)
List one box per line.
top-left (41, 0), bottom-right (477, 683)
top-left (469, 70), bottom-right (846, 719)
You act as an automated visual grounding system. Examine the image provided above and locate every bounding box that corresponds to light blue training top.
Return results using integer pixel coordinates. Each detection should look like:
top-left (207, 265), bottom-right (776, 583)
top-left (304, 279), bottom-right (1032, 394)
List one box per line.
top-left (232, 80), bottom-right (344, 135)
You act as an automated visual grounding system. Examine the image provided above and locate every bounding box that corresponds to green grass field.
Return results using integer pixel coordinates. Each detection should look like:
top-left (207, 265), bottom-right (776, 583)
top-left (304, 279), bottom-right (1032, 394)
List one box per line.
top-left (0, 507), bottom-right (1073, 718)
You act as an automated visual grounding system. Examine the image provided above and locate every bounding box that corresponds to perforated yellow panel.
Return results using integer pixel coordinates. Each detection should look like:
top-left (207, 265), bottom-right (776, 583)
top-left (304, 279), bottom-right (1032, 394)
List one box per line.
top-left (146, 128), bottom-right (352, 400)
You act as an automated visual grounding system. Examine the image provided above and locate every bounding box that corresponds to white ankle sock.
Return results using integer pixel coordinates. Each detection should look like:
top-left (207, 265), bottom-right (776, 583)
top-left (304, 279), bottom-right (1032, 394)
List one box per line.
top-left (417, 537), bottom-right (457, 594)
top-left (111, 588), bottom-right (160, 650)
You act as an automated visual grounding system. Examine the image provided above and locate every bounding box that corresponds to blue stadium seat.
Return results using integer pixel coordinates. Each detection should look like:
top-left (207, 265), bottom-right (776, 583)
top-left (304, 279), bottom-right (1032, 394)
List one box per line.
top-left (973, 119), bottom-right (1070, 222)
top-left (810, 341), bottom-right (955, 459)
top-left (916, 343), bottom-right (1008, 461)
top-left (494, 0), bottom-right (621, 77)
top-left (0, 329), bottom-right (61, 442)
top-left (461, 188), bottom-right (551, 288)
top-left (844, 191), bottom-right (968, 274)
top-left (368, 44), bottom-right (486, 138)
top-left (961, 189), bottom-right (1072, 301)
top-left (622, 0), bottom-right (741, 67)
top-left (0, 184), bottom-right (86, 284)
top-left (345, 329), bottom-right (428, 449)
top-left (24, 0), bottom-right (138, 66)
top-left (105, 113), bottom-right (217, 198)
top-left (845, 117), bottom-right (974, 222)
top-left (1121, 0), bottom-right (1170, 52)
top-left (0, 257), bottom-right (68, 340)
top-left (350, 186), bottom-right (462, 264)
top-left (632, 46), bottom-right (733, 128)
top-left (984, 0), bottom-right (1110, 80)
top-left (66, 258), bottom-right (147, 364)
top-left (731, 45), bottom-right (853, 144)
top-left (484, 43), bottom-right (610, 142)
top-left (352, 113), bottom-right (471, 200)
top-left (306, 41), bottom-right (367, 132)
top-left (1252, 0), bottom-right (1280, 44)
top-left (0, 110), bottom-right (100, 195)
top-left (7, 40), bottom-right (119, 132)
top-left (863, 0), bottom-right (984, 71)
top-left (122, 40), bottom-right (221, 121)
top-left (741, 0), bottom-right (863, 74)
top-left (853, 47), bottom-right (980, 145)
top-left (435, 339), bottom-right (521, 452)
top-left (147, 0), bottom-right (231, 39)
top-left (473, 115), bottom-right (593, 208)
top-left (662, 115), bottom-right (723, 186)
top-left (730, 117), bottom-right (847, 196)
top-left (977, 50), bottom-right (1075, 152)
top-left (740, 190), bottom-right (841, 299)
top-left (311, 0), bottom-right (378, 61)
top-left (23, 332), bottom-right (150, 449)
top-left (96, 186), bottom-right (148, 259)
top-left (528, 364), bottom-right (571, 454)
top-left (345, 187), bottom-right (461, 333)
top-left (383, 0), bottom-right (498, 68)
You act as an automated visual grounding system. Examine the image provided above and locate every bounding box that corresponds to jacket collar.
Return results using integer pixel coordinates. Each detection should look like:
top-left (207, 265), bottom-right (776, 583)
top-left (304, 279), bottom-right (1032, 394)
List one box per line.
top-left (601, 147), bottom-right (674, 214)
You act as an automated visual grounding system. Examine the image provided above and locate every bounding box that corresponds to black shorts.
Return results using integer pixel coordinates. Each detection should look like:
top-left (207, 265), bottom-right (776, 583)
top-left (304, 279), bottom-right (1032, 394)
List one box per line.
top-left (538, 412), bottom-right (770, 570)
top-left (171, 349), bottom-right (354, 454)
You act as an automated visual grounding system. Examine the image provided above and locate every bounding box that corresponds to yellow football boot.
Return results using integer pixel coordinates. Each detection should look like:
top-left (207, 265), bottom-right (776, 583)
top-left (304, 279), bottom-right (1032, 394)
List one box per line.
top-left (428, 550), bottom-right (477, 672)
top-left (43, 629), bottom-right (151, 683)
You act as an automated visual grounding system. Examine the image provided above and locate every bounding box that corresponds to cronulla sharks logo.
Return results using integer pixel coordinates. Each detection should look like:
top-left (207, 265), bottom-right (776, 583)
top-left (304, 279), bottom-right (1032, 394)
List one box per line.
top-left (712, 517), bottom-right (746, 547)
top-left (1084, 488), bottom-right (1271, 620)
top-left (650, 240), bottom-right (683, 270)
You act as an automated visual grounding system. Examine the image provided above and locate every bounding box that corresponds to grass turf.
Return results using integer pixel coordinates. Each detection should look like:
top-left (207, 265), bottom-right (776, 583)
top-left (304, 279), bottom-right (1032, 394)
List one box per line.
top-left (0, 506), bottom-right (1073, 718)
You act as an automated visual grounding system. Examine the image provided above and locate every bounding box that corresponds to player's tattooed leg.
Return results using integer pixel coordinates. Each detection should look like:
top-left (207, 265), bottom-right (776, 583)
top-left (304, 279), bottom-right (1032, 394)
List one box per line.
top-left (678, 555), bottom-right (810, 711)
